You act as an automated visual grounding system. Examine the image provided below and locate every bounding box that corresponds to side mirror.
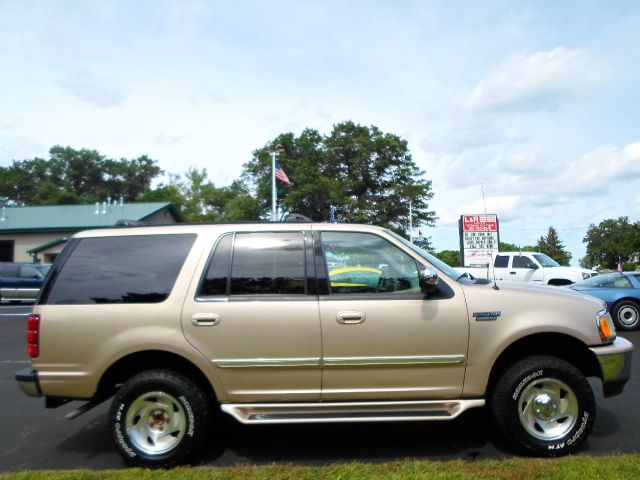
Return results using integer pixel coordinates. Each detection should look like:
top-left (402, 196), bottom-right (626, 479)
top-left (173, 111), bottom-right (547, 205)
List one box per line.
top-left (419, 266), bottom-right (439, 296)
top-left (529, 263), bottom-right (539, 270)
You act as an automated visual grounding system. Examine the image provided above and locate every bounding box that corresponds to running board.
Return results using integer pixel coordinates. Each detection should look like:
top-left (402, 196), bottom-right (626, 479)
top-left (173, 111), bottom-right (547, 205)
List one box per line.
top-left (221, 399), bottom-right (485, 424)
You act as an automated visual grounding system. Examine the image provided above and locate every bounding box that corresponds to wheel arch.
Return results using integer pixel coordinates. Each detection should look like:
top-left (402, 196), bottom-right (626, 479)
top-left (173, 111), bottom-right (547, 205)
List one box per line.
top-left (96, 350), bottom-right (219, 405)
top-left (486, 333), bottom-right (600, 397)
top-left (611, 297), bottom-right (640, 308)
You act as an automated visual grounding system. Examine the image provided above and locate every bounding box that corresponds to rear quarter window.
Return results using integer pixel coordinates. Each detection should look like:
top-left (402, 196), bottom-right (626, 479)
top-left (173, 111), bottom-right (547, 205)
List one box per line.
top-left (44, 234), bottom-right (196, 304)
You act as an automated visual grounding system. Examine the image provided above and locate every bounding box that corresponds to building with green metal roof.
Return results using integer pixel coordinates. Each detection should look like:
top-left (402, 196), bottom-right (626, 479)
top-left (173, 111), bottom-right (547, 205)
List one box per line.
top-left (0, 202), bottom-right (182, 263)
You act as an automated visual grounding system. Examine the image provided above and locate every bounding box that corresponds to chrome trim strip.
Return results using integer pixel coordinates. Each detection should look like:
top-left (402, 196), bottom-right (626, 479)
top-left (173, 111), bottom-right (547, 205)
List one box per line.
top-left (323, 354), bottom-right (465, 367)
top-left (214, 358), bottom-right (321, 368)
top-left (213, 354), bottom-right (465, 369)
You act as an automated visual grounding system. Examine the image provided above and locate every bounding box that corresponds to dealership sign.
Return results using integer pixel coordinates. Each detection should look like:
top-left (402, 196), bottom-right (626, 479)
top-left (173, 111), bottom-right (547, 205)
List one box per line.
top-left (459, 214), bottom-right (500, 266)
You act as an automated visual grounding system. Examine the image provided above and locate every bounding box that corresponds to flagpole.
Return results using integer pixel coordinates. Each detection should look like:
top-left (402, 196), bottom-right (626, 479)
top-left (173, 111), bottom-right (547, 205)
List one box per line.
top-left (271, 149), bottom-right (277, 222)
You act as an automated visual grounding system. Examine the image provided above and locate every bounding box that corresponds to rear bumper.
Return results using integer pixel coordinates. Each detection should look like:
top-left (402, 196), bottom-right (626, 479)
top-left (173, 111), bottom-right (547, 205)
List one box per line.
top-left (15, 367), bottom-right (42, 397)
top-left (590, 337), bottom-right (633, 397)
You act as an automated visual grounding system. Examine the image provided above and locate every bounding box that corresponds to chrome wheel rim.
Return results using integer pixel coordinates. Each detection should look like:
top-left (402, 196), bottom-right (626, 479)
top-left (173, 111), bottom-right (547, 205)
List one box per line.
top-left (517, 377), bottom-right (578, 441)
top-left (125, 391), bottom-right (187, 455)
top-left (617, 304), bottom-right (639, 329)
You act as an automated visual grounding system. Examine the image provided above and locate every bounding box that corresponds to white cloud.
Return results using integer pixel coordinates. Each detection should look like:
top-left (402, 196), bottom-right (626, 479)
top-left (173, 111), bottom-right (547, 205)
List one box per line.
top-left (464, 47), bottom-right (610, 113)
top-left (438, 195), bottom-right (522, 226)
top-left (161, 0), bottom-right (208, 42)
top-left (429, 138), bottom-right (640, 211)
top-left (420, 121), bottom-right (527, 154)
top-left (57, 73), bottom-right (126, 107)
top-left (623, 141), bottom-right (640, 159)
top-left (428, 138), bottom-right (640, 256)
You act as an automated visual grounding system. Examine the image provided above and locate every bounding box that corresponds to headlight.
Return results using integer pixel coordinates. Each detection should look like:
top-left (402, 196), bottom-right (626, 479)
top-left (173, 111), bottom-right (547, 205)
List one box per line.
top-left (596, 309), bottom-right (616, 343)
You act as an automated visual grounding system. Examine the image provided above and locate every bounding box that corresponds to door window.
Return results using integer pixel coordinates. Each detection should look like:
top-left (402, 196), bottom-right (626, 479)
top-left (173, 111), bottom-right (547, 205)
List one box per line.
top-left (321, 231), bottom-right (419, 295)
top-left (199, 232), bottom-right (307, 298)
top-left (231, 232), bottom-right (305, 295)
top-left (512, 255), bottom-right (536, 269)
top-left (19, 266), bottom-right (41, 279)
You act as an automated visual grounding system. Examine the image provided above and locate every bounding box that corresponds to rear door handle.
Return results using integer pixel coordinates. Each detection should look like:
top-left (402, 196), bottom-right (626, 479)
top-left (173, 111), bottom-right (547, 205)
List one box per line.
top-left (336, 311), bottom-right (366, 325)
top-left (510, 272), bottom-right (517, 275)
top-left (191, 313), bottom-right (221, 326)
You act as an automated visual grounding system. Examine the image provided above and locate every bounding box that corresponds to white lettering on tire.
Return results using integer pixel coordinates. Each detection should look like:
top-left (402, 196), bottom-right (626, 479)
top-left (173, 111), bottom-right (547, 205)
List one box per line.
top-left (547, 409), bottom-right (590, 450)
top-left (512, 369), bottom-right (544, 400)
top-left (114, 403), bottom-right (136, 458)
top-left (180, 395), bottom-right (195, 437)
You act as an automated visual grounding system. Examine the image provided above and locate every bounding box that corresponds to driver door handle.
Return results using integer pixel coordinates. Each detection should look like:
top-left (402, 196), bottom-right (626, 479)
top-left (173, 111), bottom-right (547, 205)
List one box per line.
top-left (336, 311), bottom-right (366, 325)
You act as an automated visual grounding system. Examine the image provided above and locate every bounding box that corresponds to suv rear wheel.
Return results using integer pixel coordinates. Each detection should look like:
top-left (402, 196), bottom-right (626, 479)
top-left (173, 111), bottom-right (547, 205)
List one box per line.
top-left (490, 355), bottom-right (595, 456)
top-left (109, 369), bottom-right (210, 467)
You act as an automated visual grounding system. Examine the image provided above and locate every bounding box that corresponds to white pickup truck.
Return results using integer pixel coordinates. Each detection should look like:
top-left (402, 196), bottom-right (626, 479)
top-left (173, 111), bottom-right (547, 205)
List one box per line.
top-left (455, 252), bottom-right (597, 285)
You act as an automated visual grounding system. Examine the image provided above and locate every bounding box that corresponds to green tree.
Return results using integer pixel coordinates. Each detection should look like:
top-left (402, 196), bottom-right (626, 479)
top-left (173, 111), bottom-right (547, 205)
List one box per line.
top-left (242, 121), bottom-right (436, 232)
top-left (140, 168), bottom-right (261, 222)
top-left (434, 250), bottom-right (461, 267)
top-left (581, 217), bottom-right (640, 269)
top-left (499, 242), bottom-right (537, 252)
top-left (0, 146), bottom-right (162, 205)
top-left (537, 226), bottom-right (572, 265)
top-left (137, 178), bottom-right (187, 213)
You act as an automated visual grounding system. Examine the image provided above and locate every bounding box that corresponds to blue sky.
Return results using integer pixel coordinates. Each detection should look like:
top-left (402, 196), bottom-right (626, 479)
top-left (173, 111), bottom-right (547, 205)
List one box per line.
top-left (1, 1), bottom-right (640, 264)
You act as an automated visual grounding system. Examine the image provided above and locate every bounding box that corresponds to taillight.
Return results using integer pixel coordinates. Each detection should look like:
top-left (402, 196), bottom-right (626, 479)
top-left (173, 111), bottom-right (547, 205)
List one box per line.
top-left (27, 313), bottom-right (40, 358)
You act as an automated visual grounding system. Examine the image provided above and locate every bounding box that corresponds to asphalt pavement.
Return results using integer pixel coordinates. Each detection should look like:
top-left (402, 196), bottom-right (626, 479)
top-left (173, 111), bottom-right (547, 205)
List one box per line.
top-left (1, 306), bottom-right (639, 471)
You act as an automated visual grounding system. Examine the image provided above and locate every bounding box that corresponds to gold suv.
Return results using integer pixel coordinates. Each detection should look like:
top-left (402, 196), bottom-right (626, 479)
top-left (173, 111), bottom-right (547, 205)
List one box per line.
top-left (15, 222), bottom-right (633, 466)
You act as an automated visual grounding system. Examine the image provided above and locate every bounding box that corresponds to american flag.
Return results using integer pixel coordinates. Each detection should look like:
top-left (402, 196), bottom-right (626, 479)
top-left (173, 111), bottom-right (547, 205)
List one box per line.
top-left (617, 257), bottom-right (623, 273)
top-left (274, 160), bottom-right (291, 185)
top-left (329, 205), bottom-right (336, 223)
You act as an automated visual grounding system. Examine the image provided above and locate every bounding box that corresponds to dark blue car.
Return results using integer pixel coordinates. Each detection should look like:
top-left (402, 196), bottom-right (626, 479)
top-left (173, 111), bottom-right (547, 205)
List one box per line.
top-left (570, 272), bottom-right (640, 331)
top-left (0, 262), bottom-right (51, 304)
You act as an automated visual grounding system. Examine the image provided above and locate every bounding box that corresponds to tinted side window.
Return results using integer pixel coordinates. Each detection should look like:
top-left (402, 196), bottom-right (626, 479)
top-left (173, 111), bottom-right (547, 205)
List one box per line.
top-left (0, 264), bottom-right (20, 278)
top-left (494, 255), bottom-right (509, 268)
top-left (512, 256), bottom-right (535, 269)
top-left (230, 232), bottom-right (305, 295)
top-left (19, 266), bottom-right (40, 278)
top-left (46, 234), bottom-right (196, 304)
top-left (199, 234), bottom-right (233, 297)
top-left (321, 232), bottom-right (419, 294)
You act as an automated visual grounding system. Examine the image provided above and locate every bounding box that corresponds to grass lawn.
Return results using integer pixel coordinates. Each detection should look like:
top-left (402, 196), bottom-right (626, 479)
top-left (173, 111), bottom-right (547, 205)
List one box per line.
top-left (1, 455), bottom-right (640, 480)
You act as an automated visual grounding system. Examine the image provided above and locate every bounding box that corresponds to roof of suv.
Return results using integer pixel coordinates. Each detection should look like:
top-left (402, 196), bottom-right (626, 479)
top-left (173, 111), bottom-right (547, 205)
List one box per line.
top-left (72, 222), bottom-right (388, 238)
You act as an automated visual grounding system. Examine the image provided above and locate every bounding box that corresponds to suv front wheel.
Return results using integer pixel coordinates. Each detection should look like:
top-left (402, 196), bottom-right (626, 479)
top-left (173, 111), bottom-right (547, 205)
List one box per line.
top-left (490, 355), bottom-right (595, 456)
top-left (109, 369), bottom-right (210, 467)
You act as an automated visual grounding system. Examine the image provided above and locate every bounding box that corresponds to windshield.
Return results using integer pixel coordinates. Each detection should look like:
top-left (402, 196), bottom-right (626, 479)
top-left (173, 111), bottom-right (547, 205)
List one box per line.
top-left (532, 253), bottom-right (560, 267)
top-left (384, 229), bottom-right (460, 280)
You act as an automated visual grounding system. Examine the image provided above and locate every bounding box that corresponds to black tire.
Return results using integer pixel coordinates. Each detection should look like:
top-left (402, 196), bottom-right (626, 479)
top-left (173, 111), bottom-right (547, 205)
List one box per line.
top-left (490, 355), bottom-right (595, 456)
top-left (611, 300), bottom-right (640, 331)
top-left (109, 369), bottom-right (211, 467)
